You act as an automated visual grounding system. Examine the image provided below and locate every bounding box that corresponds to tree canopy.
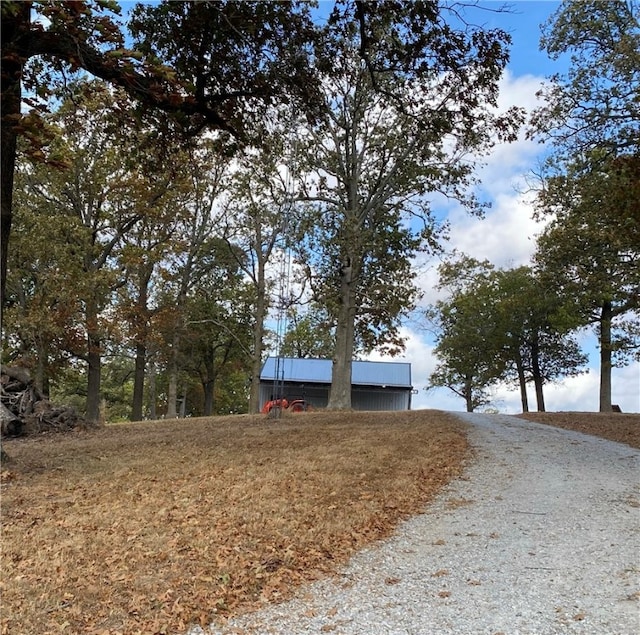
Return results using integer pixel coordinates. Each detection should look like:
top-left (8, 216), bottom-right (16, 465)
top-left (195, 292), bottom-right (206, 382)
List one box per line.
top-left (530, 0), bottom-right (640, 166)
top-left (530, 0), bottom-right (640, 411)
top-left (9, 1), bottom-right (634, 421)
top-left (427, 257), bottom-right (587, 412)
top-left (534, 155), bottom-right (640, 411)
top-left (290, 1), bottom-right (521, 408)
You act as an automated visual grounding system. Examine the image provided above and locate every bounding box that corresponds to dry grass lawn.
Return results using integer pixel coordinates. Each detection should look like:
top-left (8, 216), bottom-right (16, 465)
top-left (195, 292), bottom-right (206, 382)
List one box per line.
top-left (518, 411), bottom-right (640, 449)
top-left (0, 410), bottom-right (468, 635)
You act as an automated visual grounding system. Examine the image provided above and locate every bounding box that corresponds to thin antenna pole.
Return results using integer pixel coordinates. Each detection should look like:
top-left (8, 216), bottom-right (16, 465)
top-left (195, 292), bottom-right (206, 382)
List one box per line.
top-left (270, 135), bottom-right (297, 418)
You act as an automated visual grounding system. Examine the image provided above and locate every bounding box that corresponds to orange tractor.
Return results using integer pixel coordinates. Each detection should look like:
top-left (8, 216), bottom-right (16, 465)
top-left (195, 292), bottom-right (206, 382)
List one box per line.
top-left (261, 397), bottom-right (312, 415)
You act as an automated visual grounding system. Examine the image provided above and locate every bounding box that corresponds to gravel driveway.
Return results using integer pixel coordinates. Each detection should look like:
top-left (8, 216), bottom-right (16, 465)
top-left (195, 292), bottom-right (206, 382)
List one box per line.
top-left (195, 412), bottom-right (640, 635)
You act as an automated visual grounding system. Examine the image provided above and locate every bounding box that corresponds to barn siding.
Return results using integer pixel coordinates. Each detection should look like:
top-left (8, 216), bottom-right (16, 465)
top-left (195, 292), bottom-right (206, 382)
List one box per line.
top-left (259, 382), bottom-right (411, 411)
top-left (259, 357), bottom-right (413, 412)
top-left (351, 387), bottom-right (410, 411)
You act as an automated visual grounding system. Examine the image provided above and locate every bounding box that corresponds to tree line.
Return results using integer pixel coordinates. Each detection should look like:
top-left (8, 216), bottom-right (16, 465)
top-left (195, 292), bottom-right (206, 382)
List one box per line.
top-left (1, 1), bottom-right (637, 422)
top-left (428, 0), bottom-right (639, 412)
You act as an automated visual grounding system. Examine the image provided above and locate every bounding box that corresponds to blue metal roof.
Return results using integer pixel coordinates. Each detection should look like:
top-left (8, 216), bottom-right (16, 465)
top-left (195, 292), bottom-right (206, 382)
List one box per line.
top-left (260, 357), bottom-right (412, 388)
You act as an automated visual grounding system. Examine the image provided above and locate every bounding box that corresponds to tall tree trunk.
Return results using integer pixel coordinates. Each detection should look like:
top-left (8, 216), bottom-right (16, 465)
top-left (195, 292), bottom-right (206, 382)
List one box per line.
top-left (599, 301), bottom-right (613, 412)
top-left (166, 267), bottom-right (191, 417)
top-left (249, 273), bottom-right (267, 414)
top-left (249, 344), bottom-right (263, 414)
top-left (131, 263), bottom-right (152, 421)
top-left (86, 333), bottom-right (102, 425)
top-left (328, 260), bottom-right (357, 410)
top-left (166, 297), bottom-right (185, 419)
top-left (203, 380), bottom-right (214, 416)
top-left (464, 376), bottom-right (474, 412)
top-left (85, 296), bottom-right (102, 424)
top-left (515, 349), bottom-right (529, 413)
top-left (34, 344), bottom-right (49, 398)
top-left (530, 334), bottom-right (545, 412)
top-left (131, 341), bottom-right (146, 421)
top-left (166, 340), bottom-right (179, 418)
top-left (0, 3), bottom-right (27, 315)
top-left (147, 357), bottom-right (157, 420)
top-left (179, 388), bottom-right (187, 418)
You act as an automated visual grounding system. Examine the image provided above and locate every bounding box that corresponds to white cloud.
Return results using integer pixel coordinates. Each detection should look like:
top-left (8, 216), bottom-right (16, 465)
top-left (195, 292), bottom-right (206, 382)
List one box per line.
top-left (446, 191), bottom-right (546, 269)
top-left (480, 71), bottom-right (548, 191)
top-left (410, 69), bottom-right (551, 306)
top-left (368, 326), bottom-right (437, 379)
top-left (443, 71), bottom-right (551, 269)
top-left (497, 71), bottom-right (546, 113)
top-left (412, 188), bottom-right (548, 307)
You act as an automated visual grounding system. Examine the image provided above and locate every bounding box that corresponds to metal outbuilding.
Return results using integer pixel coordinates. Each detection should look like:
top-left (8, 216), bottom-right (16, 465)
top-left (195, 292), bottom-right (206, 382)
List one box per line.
top-left (259, 357), bottom-right (413, 411)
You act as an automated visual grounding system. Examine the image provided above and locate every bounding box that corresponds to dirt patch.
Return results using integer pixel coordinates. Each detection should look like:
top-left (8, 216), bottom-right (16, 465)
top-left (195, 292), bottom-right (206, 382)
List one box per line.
top-left (517, 411), bottom-right (640, 449)
top-left (0, 410), bottom-right (467, 635)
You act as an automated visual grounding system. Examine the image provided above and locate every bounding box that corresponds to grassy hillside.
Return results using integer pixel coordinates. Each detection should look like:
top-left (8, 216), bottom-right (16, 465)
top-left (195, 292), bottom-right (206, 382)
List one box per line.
top-left (1, 410), bottom-right (467, 635)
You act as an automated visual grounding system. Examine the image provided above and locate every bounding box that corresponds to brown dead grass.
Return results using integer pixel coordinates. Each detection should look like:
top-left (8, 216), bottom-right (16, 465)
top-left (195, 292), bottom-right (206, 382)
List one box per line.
top-left (517, 411), bottom-right (640, 449)
top-left (0, 410), bottom-right (468, 635)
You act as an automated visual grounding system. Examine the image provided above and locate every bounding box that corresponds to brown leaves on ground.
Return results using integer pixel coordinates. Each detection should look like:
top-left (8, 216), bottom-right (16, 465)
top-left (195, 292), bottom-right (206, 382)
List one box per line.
top-left (0, 410), bottom-right (467, 635)
top-left (517, 411), bottom-right (640, 449)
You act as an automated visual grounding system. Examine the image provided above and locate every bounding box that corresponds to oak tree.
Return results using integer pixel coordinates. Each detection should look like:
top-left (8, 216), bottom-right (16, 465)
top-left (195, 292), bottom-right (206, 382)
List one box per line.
top-left (530, 0), bottom-right (639, 411)
top-left (295, 1), bottom-right (522, 409)
top-left (534, 156), bottom-right (640, 411)
top-left (530, 0), bottom-right (640, 166)
top-left (6, 83), bottom-right (180, 424)
top-left (428, 257), bottom-right (587, 412)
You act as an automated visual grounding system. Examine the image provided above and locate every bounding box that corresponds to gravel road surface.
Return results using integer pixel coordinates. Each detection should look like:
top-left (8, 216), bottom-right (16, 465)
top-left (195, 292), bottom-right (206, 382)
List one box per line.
top-left (194, 412), bottom-right (640, 635)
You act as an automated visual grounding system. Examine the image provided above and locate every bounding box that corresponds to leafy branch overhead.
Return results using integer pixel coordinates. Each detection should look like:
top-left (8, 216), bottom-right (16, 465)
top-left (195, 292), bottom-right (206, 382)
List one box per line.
top-left (1, 0), bottom-right (522, 310)
top-left (2, 0), bottom-right (527, 419)
top-left (529, 0), bottom-right (640, 166)
top-left (2, 0), bottom-right (320, 311)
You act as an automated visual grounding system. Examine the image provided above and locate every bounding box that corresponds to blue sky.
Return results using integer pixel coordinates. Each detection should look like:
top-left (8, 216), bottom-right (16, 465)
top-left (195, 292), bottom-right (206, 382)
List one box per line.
top-left (480, 1), bottom-right (563, 74)
top-left (368, 1), bottom-right (640, 413)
